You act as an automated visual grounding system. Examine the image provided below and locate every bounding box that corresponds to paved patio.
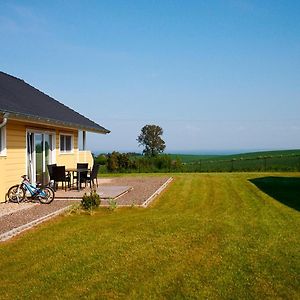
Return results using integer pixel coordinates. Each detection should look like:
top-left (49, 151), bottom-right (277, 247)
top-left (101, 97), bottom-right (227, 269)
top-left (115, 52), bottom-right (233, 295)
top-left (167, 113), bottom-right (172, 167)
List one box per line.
top-left (55, 185), bottom-right (133, 200)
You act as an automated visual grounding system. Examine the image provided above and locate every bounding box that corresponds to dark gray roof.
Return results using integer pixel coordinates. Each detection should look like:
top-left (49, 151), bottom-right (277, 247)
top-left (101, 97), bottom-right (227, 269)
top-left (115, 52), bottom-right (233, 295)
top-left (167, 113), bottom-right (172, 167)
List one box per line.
top-left (0, 71), bottom-right (110, 134)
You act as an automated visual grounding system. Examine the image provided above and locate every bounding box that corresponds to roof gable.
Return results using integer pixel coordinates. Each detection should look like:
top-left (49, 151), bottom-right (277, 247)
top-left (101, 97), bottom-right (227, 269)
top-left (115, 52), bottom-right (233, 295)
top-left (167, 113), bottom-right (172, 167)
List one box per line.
top-left (0, 72), bottom-right (109, 134)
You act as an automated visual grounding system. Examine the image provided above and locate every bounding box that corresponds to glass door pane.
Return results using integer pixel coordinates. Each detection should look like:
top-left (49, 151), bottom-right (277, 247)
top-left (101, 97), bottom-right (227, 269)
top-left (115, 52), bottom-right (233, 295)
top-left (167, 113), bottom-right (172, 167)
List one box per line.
top-left (35, 133), bottom-right (43, 184)
top-left (27, 132), bottom-right (34, 183)
top-left (44, 134), bottom-right (52, 183)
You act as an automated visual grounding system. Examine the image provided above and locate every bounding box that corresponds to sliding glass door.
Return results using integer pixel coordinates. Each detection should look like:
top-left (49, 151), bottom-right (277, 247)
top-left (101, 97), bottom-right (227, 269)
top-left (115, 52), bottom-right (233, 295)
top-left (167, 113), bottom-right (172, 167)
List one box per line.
top-left (34, 133), bottom-right (43, 183)
top-left (27, 131), bottom-right (54, 185)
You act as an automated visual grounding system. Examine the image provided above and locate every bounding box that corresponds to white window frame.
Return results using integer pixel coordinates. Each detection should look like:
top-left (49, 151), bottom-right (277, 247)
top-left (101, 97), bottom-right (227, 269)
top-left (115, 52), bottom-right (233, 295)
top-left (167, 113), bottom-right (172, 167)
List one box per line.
top-left (78, 130), bottom-right (86, 151)
top-left (59, 133), bottom-right (74, 154)
top-left (0, 126), bottom-right (7, 156)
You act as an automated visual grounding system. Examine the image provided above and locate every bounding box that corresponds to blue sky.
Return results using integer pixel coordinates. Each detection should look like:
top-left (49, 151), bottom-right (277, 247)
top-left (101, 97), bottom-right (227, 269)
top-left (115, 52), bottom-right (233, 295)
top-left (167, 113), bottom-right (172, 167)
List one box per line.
top-left (1, 0), bottom-right (299, 153)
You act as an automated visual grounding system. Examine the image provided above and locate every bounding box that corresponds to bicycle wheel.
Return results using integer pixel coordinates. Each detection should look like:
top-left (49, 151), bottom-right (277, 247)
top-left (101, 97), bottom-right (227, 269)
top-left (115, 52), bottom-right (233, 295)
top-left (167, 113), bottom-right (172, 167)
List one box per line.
top-left (7, 185), bottom-right (26, 203)
top-left (38, 187), bottom-right (55, 204)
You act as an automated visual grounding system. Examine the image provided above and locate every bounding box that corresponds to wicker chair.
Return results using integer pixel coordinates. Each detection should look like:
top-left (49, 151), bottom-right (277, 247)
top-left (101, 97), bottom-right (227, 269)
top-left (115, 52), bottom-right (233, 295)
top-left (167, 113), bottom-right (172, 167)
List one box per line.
top-left (86, 164), bottom-right (100, 188)
top-left (73, 163), bottom-right (89, 189)
top-left (52, 166), bottom-right (71, 191)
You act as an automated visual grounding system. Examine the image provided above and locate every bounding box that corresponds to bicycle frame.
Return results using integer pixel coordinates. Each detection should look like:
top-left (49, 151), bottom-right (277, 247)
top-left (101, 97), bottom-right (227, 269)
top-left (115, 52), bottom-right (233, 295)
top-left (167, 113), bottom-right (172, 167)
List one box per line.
top-left (7, 175), bottom-right (55, 204)
top-left (21, 177), bottom-right (47, 198)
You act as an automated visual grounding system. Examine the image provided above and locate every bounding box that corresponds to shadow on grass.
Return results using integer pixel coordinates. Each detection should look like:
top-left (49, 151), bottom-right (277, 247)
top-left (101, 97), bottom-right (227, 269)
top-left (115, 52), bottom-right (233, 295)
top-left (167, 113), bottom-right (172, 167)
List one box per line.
top-left (249, 177), bottom-right (300, 212)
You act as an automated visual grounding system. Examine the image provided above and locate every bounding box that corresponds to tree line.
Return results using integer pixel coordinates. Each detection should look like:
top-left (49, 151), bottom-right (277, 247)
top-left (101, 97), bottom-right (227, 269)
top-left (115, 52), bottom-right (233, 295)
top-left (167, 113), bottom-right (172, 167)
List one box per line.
top-left (94, 152), bottom-right (182, 173)
top-left (94, 152), bottom-right (300, 173)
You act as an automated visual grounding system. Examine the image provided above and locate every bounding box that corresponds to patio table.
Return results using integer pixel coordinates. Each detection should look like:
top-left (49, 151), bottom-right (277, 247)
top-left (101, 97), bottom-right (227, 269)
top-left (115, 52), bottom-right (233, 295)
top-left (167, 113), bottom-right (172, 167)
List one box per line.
top-left (66, 168), bottom-right (90, 191)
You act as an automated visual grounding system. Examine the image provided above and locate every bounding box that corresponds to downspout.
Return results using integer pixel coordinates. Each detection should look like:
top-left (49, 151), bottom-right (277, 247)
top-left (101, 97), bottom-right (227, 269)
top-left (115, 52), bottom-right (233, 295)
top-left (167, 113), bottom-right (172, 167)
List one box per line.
top-left (0, 113), bottom-right (9, 128)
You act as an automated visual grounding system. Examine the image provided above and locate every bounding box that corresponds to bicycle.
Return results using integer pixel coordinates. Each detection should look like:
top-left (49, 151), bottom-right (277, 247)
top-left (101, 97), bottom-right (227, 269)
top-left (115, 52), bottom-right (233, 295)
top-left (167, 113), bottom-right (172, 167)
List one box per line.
top-left (7, 175), bottom-right (55, 204)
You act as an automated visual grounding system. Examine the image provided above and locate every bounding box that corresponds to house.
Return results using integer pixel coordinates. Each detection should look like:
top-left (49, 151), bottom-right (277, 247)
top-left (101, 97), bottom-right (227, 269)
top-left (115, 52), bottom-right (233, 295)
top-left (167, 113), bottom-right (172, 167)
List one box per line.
top-left (0, 71), bottom-right (109, 201)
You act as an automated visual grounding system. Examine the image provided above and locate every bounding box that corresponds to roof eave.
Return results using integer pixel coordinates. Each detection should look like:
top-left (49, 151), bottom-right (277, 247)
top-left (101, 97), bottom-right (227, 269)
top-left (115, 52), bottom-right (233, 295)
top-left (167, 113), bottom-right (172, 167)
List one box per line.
top-left (1, 110), bottom-right (110, 134)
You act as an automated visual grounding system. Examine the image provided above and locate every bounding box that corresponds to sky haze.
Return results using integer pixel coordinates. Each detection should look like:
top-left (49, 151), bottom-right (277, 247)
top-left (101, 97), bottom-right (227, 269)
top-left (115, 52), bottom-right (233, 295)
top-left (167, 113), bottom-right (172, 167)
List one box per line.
top-left (1, 0), bottom-right (299, 153)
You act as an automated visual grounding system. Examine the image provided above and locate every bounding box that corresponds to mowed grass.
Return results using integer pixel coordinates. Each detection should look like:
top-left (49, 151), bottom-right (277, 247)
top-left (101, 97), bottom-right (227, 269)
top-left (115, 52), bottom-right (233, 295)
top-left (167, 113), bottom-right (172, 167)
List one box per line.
top-left (0, 173), bottom-right (299, 299)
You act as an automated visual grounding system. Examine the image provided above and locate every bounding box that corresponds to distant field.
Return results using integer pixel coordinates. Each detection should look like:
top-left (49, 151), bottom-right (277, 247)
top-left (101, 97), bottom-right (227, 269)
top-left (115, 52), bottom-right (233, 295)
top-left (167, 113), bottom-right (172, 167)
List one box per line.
top-left (168, 150), bottom-right (300, 172)
top-left (169, 154), bottom-right (221, 163)
top-left (169, 149), bottom-right (300, 163)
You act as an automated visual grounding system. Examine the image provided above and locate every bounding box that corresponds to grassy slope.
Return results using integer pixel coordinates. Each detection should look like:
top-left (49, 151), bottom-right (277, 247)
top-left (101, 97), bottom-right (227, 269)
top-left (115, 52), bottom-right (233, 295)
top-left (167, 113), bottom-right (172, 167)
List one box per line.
top-left (0, 173), bottom-right (299, 299)
top-left (170, 149), bottom-right (300, 163)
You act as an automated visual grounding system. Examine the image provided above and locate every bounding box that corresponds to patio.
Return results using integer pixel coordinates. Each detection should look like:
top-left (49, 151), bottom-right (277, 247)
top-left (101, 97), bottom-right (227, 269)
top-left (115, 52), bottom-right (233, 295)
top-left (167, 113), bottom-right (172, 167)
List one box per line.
top-left (55, 185), bottom-right (133, 200)
top-left (0, 176), bottom-right (173, 241)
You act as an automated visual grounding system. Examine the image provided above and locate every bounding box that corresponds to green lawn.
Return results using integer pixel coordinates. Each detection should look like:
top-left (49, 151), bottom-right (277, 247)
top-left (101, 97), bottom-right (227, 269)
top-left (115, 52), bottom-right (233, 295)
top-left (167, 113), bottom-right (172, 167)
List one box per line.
top-left (0, 173), bottom-right (299, 299)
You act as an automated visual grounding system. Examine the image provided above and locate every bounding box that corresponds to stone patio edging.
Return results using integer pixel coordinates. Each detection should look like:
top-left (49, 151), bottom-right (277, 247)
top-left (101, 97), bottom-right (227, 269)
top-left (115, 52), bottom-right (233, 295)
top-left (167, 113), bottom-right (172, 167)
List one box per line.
top-left (0, 206), bottom-right (71, 242)
top-left (141, 177), bottom-right (173, 207)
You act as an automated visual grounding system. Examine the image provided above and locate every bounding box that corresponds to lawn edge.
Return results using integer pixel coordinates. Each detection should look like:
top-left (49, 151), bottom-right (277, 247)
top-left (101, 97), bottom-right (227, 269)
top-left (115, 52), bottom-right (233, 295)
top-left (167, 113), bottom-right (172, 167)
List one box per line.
top-left (141, 177), bottom-right (173, 207)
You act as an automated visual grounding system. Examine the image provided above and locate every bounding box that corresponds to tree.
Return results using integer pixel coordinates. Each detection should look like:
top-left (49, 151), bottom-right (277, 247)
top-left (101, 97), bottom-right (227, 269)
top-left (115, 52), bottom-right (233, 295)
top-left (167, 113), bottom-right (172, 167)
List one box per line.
top-left (137, 124), bottom-right (166, 157)
top-left (106, 152), bottom-right (133, 172)
top-left (94, 154), bottom-right (107, 165)
top-left (107, 151), bottom-right (119, 172)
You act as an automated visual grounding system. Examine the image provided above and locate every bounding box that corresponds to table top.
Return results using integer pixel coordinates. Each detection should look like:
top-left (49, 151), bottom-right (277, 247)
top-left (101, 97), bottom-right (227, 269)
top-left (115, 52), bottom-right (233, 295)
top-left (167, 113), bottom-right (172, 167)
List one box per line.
top-left (66, 168), bottom-right (90, 172)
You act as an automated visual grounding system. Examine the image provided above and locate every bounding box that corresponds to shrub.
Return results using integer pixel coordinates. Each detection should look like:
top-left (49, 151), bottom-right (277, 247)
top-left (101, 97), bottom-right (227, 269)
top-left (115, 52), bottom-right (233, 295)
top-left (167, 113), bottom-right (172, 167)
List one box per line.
top-left (81, 191), bottom-right (101, 210)
top-left (108, 198), bottom-right (117, 211)
top-left (107, 151), bottom-right (135, 172)
top-left (107, 151), bottom-right (119, 172)
top-left (94, 154), bottom-right (107, 165)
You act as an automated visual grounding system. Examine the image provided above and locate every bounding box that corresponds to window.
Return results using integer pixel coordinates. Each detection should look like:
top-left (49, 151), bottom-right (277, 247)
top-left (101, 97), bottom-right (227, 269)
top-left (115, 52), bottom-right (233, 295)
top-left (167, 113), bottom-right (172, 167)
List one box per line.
top-left (0, 126), bottom-right (6, 156)
top-left (78, 130), bottom-right (86, 151)
top-left (60, 134), bottom-right (73, 153)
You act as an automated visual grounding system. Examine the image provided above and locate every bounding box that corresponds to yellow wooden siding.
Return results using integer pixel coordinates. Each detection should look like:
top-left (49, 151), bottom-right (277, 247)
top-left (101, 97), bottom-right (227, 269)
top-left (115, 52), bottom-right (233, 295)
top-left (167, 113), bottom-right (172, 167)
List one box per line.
top-left (0, 120), bottom-right (27, 202)
top-left (78, 151), bottom-right (94, 167)
top-left (0, 120), bottom-right (94, 202)
top-left (0, 158), bottom-right (6, 201)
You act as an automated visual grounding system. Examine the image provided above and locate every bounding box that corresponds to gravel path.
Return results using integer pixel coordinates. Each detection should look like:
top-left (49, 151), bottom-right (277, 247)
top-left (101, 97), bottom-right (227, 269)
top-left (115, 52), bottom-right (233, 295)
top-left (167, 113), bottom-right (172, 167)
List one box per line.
top-left (0, 176), bottom-right (172, 238)
top-left (0, 202), bottom-right (37, 218)
top-left (0, 200), bottom-right (73, 235)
